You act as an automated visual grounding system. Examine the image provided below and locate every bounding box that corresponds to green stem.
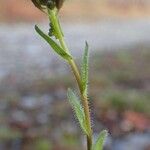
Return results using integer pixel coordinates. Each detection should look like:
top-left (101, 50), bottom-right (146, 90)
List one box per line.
top-left (48, 8), bottom-right (93, 150)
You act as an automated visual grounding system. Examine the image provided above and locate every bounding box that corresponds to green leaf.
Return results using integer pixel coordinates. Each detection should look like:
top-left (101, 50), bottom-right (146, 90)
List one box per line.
top-left (67, 88), bottom-right (88, 135)
top-left (93, 130), bottom-right (108, 150)
top-left (35, 25), bottom-right (72, 60)
top-left (81, 42), bottom-right (89, 95)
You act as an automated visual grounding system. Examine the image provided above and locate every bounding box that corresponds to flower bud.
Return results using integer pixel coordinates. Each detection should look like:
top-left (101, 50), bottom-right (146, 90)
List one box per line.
top-left (55, 0), bottom-right (64, 10)
top-left (31, 0), bottom-right (64, 11)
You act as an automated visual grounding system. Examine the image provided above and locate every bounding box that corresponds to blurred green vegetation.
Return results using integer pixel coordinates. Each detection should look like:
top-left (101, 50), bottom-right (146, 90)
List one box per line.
top-left (0, 127), bottom-right (22, 140)
top-left (0, 46), bottom-right (149, 149)
top-left (35, 139), bottom-right (52, 150)
top-left (90, 47), bottom-right (150, 116)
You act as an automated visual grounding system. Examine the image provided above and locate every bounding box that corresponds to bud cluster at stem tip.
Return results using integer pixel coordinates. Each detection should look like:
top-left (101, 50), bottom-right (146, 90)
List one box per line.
top-left (31, 0), bottom-right (64, 11)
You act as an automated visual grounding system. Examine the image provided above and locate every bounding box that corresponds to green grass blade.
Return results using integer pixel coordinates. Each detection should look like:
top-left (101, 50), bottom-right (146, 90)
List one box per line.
top-left (81, 42), bottom-right (89, 95)
top-left (67, 88), bottom-right (88, 135)
top-left (35, 25), bottom-right (72, 60)
top-left (93, 130), bottom-right (108, 150)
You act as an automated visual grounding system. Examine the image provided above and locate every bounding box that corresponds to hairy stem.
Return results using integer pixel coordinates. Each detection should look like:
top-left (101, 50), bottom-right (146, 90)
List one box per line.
top-left (48, 8), bottom-right (93, 150)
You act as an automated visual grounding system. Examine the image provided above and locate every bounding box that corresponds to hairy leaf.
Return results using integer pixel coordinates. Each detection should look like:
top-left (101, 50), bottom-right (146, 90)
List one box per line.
top-left (93, 130), bottom-right (108, 150)
top-left (67, 88), bottom-right (88, 135)
top-left (81, 42), bottom-right (89, 95)
top-left (35, 25), bottom-right (72, 60)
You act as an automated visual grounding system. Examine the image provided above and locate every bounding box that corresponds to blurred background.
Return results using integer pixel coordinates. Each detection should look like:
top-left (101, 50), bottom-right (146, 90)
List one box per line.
top-left (0, 0), bottom-right (150, 150)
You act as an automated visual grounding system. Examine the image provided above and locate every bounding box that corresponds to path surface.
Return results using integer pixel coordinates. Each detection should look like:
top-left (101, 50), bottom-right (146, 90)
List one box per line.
top-left (0, 19), bottom-right (150, 80)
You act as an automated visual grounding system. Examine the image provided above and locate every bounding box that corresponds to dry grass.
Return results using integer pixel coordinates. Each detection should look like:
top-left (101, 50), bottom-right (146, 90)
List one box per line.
top-left (0, 0), bottom-right (150, 22)
top-left (62, 1), bottom-right (150, 21)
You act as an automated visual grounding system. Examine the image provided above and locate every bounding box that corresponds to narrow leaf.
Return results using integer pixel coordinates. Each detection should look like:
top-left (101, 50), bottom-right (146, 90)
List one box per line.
top-left (67, 88), bottom-right (88, 135)
top-left (35, 25), bottom-right (72, 60)
top-left (93, 130), bottom-right (108, 150)
top-left (81, 42), bottom-right (89, 95)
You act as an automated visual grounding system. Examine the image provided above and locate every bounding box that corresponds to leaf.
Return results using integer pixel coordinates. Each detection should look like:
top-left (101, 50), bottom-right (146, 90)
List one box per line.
top-left (35, 25), bottom-right (72, 61)
top-left (67, 88), bottom-right (88, 135)
top-left (92, 130), bottom-right (108, 150)
top-left (81, 42), bottom-right (89, 95)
